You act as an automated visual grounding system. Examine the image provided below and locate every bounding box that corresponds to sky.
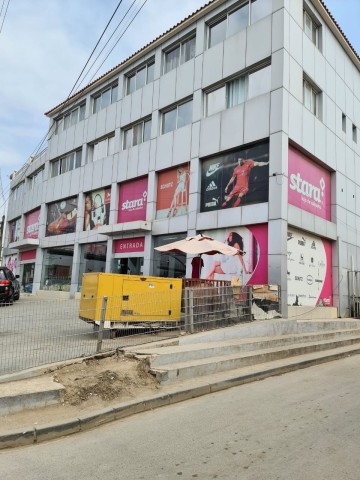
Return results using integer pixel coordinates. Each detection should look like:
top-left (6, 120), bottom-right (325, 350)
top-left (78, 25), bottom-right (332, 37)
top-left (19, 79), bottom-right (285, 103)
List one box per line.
top-left (0, 0), bottom-right (359, 217)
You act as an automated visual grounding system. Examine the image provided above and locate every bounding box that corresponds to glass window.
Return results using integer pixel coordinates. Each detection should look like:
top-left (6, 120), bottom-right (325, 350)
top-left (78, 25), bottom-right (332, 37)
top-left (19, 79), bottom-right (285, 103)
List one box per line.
top-left (303, 79), bottom-right (318, 116)
top-left (75, 150), bottom-right (82, 168)
top-left (207, 86), bottom-right (226, 116)
top-left (177, 100), bottom-right (193, 128)
top-left (147, 62), bottom-right (155, 83)
top-left (209, 18), bottom-right (227, 47)
top-left (304, 10), bottom-right (318, 45)
top-left (133, 123), bottom-right (143, 146)
top-left (93, 95), bottom-right (101, 114)
top-left (51, 160), bottom-right (59, 177)
top-left (101, 89), bottom-right (111, 109)
top-left (123, 128), bottom-right (132, 149)
top-left (143, 119), bottom-right (152, 142)
top-left (247, 65), bottom-right (271, 99)
top-left (165, 45), bottom-right (180, 73)
top-left (111, 84), bottom-right (118, 104)
top-left (228, 4), bottom-right (249, 37)
top-left (136, 66), bottom-right (146, 89)
top-left (250, 0), bottom-right (272, 24)
top-left (127, 74), bottom-right (136, 94)
top-left (227, 76), bottom-right (247, 108)
top-left (79, 103), bottom-right (86, 121)
top-left (63, 113), bottom-right (70, 130)
top-left (181, 36), bottom-right (196, 64)
top-left (163, 108), bottom-right (177, 134)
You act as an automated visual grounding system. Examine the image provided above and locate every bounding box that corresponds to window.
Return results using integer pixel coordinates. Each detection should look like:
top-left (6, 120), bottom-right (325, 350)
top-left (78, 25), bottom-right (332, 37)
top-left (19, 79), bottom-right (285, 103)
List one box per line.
top-left (303, 10), bottom-right (320, 47)
top-left (162, 99), bottom-right (193, 134)
top-left (164, 36), bottom-right (196, 73)
top-left (27, 168), bottom-right (44, 190)
top-left (11, 182), bottom-right (25, 201)
top-left (126, 61), bottom-right (155, 95)
top-left (353, 124), bottom-right (357, 143)
top-left (342, 113), bottom-right (346, 133)
top-left (208, 0), bottom-right (272, 48)
top-left (50, 149), bottom-right (82, 177)
top-left (303, 78), bottom-right (321, 118)
top-left (122, 118), bottom-right (152, 149)
top-left (88, 134), bottom-right (115, 163)
top-left (92, 83), bottom-right (118, 113)
top-left (205, 64), bottom-right (271, 115)
top-left (54, 102), bottom-right (86, 134)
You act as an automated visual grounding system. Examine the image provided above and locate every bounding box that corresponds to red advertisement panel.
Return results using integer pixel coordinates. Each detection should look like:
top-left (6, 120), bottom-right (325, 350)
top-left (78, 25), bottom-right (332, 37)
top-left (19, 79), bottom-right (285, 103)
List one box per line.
top-left (288, 147), bottom-right (331, 220)
top-left (24, 209), bottom-right (40, 239)
top-left (20, 250), bottom-right (37, 261)
top-left (156, 165), bottom-right (190, 219)
top-left (46, 197), bottom-right (78, 236)
top-left (118, 177), bottom-right (148, 223)
top-left (114, 237), bottom-right (145, 253)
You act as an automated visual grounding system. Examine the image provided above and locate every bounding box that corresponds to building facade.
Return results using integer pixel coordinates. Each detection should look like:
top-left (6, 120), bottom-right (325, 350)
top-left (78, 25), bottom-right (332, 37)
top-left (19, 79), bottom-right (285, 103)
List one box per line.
top-left (4, 0), bottom-right (360, 317)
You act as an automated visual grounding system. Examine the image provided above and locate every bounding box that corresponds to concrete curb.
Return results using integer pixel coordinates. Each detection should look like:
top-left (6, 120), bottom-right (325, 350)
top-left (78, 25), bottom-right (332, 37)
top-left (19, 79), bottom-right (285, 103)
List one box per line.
top-left (2, 347), bottom-right (359, 450)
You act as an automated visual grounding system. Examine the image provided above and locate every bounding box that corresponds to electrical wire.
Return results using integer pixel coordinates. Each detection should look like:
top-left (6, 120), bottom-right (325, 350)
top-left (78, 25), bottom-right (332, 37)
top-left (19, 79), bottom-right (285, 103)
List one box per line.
top-left (0, 0), bottom-right (10, 35)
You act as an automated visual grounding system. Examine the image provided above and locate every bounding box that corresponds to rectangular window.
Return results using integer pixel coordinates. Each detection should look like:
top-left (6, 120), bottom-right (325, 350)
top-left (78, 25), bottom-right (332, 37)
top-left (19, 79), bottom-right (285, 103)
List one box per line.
top-left (55, 102), bottom-right (86, 134)
top-left (164, 35), bottom-right (196, 74)
top-left (89, 134), bottom-right (115, 162)
top-left (122, 118), bottom-right (152, 149)
top-left (353, 124), bottom-right (357, 143)
top-left (304, 10), bottom-right (319, 46)
top-left (92, 83), bottom-right (118, 113)
top-left (126, 61), bottom-right (155, 95)
top-left (208, 0), bottom-right (271, 48)
top-left (27, 168), bottom-right (44, 191)
top-left (303, 78), bottom-right (321, 118)
top-left (205, 64), bottom-right (271, 116)
top-left (342, 113), bottom-right (346, 133)
top-left (162, 99), bottom-right (193, 134)
top-left (50, 149), bottom-right (82, 177)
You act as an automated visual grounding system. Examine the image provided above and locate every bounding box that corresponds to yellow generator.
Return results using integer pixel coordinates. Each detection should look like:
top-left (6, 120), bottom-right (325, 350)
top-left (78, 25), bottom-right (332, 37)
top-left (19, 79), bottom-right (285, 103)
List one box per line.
top-left (79, 273), bottom-right (182, 331)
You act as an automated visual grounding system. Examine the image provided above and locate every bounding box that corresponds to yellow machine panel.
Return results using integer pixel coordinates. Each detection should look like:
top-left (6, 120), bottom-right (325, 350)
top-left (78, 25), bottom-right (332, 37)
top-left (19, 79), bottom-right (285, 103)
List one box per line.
top-left (79, 273), bottom-right (182, 324)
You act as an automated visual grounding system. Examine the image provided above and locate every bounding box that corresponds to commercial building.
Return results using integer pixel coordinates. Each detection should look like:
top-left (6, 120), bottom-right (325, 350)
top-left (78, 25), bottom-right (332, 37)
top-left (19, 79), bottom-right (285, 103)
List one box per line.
top-left (4, 0), bottom-right (360, 317)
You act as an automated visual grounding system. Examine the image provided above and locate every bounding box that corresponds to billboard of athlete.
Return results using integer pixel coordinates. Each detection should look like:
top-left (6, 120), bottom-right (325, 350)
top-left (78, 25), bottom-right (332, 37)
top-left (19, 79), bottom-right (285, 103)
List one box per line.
top-left (222, 157), bottom-right (269, 208)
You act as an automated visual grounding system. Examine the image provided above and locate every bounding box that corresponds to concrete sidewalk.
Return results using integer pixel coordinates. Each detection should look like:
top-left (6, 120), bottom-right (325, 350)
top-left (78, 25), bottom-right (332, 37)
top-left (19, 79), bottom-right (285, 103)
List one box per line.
top-left (2, 318), bottom-right (360, 450)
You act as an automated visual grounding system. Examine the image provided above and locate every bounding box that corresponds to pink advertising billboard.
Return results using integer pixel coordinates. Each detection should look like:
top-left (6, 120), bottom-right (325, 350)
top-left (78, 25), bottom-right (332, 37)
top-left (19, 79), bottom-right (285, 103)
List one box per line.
top-left (118, 177), bottom-right (148, 223)
top-left (288, 147), bottom-right (331, 221)
top-left (24, 209), bottom-right (40, 239)
top-left (287, 227), bottom-right (332, 306)
top-left (201, 224), bottom-right (268, 285)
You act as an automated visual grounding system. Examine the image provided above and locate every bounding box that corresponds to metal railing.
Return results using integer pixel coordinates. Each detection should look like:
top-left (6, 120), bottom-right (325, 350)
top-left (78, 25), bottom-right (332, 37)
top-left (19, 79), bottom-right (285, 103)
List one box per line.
top-left (0, 284), bottom-right (281, 376)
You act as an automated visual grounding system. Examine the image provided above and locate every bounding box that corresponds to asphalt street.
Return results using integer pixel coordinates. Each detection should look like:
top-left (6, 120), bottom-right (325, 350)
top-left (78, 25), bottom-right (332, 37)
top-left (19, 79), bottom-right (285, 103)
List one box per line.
top-left (1, 354), bottom-right (359, 479)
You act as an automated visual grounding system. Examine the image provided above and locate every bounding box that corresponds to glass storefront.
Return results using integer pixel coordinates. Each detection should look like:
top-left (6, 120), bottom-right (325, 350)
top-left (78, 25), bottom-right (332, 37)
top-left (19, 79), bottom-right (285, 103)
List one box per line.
top-left (78, 242), bottom-right (107, 289)
top-left (153, 234), bottom-right (186, 278)
top-left (22, 263), bottom-right (35, 293)
top-left (41, 246), bottom-right (74, 291)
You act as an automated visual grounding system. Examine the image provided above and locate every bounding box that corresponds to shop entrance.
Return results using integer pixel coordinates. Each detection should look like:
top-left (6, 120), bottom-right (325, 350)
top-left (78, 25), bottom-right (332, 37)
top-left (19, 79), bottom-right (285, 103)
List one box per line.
top-left (22, 263), bottom-right (35, 293)
top-left (112, 257), bottom-right (143, 275)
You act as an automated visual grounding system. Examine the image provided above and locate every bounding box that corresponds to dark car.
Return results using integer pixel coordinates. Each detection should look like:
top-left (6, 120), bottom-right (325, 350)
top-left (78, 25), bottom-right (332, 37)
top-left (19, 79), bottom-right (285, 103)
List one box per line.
top-left (0, 267), bottom-right (20, 304)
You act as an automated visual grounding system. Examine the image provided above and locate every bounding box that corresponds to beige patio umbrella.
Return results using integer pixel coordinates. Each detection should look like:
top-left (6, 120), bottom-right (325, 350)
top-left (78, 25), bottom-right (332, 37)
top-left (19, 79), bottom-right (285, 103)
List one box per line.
top-left (154, 234), bottom-right (244, 256)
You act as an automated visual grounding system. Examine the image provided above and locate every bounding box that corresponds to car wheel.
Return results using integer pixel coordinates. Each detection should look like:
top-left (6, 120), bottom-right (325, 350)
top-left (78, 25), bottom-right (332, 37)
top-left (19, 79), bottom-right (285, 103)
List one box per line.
top-left (14, 291), bottom-right (20, 301)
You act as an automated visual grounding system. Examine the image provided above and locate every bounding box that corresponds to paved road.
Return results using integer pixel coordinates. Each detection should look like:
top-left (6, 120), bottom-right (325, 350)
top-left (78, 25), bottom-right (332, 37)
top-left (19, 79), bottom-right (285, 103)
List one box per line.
top-left (1, 355), bottom-right (359, 479)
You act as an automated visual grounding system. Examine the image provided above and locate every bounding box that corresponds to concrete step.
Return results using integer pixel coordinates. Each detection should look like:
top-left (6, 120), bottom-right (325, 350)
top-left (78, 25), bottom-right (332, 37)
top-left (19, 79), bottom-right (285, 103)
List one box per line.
top-left (0, 377), bottom-right (65, 415)
top-left (128, 329), bottom-right (360, 367)
top-left (150, 335), bottom-right (360, 384)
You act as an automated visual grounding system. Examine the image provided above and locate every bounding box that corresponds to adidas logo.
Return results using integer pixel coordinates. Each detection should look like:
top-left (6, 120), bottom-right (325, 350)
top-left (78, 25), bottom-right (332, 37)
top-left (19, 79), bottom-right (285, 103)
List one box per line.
top-left (206, 181), bottom-right (217, 191)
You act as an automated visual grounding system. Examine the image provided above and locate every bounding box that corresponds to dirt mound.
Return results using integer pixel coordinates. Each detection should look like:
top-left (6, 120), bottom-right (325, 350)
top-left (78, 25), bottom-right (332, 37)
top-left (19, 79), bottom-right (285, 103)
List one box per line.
top-left (53, 354), bottom-right (159, 406)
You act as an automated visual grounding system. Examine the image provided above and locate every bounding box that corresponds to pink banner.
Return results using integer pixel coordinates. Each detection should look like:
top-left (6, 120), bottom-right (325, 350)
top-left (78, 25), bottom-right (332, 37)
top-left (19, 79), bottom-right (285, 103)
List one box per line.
top-left (20, 250), bottom-right (37, 261)
top-left (118, 177), bottom-right (148, 223)
top-left (114, 237), bottom-right (145, 253)
top-left (288, 147), bottom-right (331, 220)
top-left (24, 209), bottom-right (40, 239)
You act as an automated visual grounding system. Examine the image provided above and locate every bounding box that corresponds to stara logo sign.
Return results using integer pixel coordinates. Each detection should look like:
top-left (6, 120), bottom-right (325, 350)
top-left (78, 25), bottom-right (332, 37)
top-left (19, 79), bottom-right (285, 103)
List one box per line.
top-left (122, 190), bottom-right (148, 210)
top-left (289, 173), bottom-right (325, 205)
